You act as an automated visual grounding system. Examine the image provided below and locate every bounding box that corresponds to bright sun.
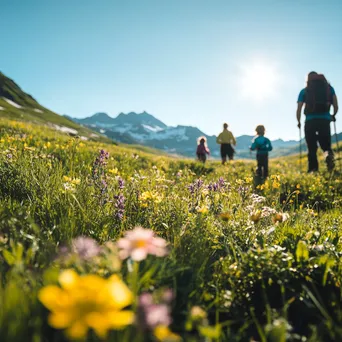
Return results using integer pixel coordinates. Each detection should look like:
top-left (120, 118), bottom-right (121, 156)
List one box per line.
top-left (239, 62), bottom-right (277, 101)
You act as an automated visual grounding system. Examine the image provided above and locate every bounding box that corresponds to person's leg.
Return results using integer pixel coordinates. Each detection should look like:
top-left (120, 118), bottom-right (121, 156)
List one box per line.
top-left (228, 144), bottom-right (234, 161)
top-left (256, 155), bottom-right (262, 177)
top-left (317, 120), bottom-right (334, 171)
top-left (221, 144), bottom-right (227, 164)
top-left (263, 155), bottom-right (269, 178)
top-left (305, 121), bottom-right (319, 172)
top-left (201, 154), bottom-right (206, 163)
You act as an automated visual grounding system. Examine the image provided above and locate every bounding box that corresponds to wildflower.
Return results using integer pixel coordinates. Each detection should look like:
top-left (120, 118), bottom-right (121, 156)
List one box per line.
top-left (250, 193), bottom-right (266, 204)
top-left (273, 212), bottom-right (290, 223)
top-left (219, 212), bottom-right (231, 222)
top-left (92, 149), bottom-right (109, 179)
top-left (190, 306), bottom-right (207, 321)
top-left (109, 168), bottom-right (119, 175)
top-left (72, 237), bottom-right (101, 260)
top-left (250, 210), bottom-right (261, 223)
top-left (261, 206), bottom-right (277, 217)
top-left (114, 194), bottom-right (125, 220)
top-left (196, 206), bottom-right (208, 214)
top-left (188, 179), bottom-right (204, 194)
top-left (218, 177), bottom-right (226, 189)
top-left (154, 325), bottom-right (182, 342)
top-left (118, 176), bottom-right (125, 190)
top-left (38, 270), bottom-right (134, 339)
top-left (71, 178), bottom-right (81, 185)
top-left (140, 191), bottom-right (162, 205)
top-left (62, 182), bottom-right (76, 193)
top-left (237, 185), bottom-right (250, 200)
top-left (117, 227), bottom-right (168, 261)
top-left (137, 292), bottom-right (172, 330)
top-left (272, 180), bottom-right (281, 189)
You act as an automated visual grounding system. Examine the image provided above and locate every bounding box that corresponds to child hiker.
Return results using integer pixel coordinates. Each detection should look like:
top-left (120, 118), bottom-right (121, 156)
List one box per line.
top-left (196, 136), bottom-right (210, 163)
top-left (250, 125), bottom-right (273, 179)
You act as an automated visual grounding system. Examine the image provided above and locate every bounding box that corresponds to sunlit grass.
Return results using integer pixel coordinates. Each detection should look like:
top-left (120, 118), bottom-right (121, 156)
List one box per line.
top-left (1, 117), bottom-right (342, 341)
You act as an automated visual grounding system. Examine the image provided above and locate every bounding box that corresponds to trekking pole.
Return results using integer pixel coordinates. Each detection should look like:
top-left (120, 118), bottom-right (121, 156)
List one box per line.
top-left (333, 120), bottom-right (342, 172)
top-left (299, 127), bottom-right (302, 173)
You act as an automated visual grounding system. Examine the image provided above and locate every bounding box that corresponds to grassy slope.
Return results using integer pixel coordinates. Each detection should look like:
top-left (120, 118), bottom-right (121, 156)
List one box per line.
top-left (1, 116), bottom-right (342, 341)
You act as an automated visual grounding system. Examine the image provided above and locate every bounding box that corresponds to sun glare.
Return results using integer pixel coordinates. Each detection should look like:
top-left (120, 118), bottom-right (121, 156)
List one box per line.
top-left (239, 62), bottom-right (278, 101)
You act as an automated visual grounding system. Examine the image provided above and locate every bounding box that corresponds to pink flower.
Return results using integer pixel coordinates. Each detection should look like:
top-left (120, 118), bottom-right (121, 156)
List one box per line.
top-left (117, 227), bottom-right (168, 261)
top-left (137, 291), bottom-right (173, 330)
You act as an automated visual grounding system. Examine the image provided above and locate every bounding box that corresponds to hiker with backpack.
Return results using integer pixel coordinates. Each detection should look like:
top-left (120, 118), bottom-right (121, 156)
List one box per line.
top-left (250, 125), bottom-right (273, 179)
top-left (216, 123), bottom-right (236, 164)
top-left (296, 71), bottom-right (339, 173)
top-left (196, 136), bottom-right (210, 163)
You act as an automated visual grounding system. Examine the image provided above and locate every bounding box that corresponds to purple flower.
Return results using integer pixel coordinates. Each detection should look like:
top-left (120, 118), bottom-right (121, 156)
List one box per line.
top-left (188, 183), bottom-right (195, 194)
top-left (115, 194), bottom-right (125, 220)
top-left (71, 236), bottom-right (101, 260)
top-left (118, 177), bottom-right (125, 190)
top-left (188, 179), bottom-right (204, 195)
top-left (195, 179), bottom-right (204, 189)
top-left (218, 177), bottom-right (226, 188)
top-left (91, 150), bottom-right (109, 204)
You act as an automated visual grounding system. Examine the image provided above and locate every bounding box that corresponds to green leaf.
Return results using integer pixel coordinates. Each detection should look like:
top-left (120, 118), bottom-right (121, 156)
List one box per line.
top-left (199, 324), bottom-right (221, 339)
top-left (2, 250), bottom-right (15, 266)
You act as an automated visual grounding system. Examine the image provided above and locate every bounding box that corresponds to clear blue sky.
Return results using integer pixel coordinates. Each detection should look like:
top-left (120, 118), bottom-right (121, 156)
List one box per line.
top-left (1, 0), bottom-right (342, 140)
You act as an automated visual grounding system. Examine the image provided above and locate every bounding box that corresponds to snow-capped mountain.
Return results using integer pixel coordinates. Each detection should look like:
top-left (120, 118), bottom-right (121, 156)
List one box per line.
top-left (69, 112), bottom-right (299, 159)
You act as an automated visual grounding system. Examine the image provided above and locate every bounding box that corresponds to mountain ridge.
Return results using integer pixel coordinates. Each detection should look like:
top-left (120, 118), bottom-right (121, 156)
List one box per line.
top-left (70, 111), bottom-right (300, 159)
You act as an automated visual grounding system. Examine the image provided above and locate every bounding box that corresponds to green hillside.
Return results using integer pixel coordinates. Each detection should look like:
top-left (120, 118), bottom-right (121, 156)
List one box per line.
top-left (0, 71), bottom-right (114, 143)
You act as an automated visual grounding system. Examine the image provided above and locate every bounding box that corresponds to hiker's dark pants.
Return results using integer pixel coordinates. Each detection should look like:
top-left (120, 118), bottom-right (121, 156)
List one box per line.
top-left (256, 154), bottom-right (268, 178)
top-left (197, 153), bottom-right (206, 163)
top-left (221, 144), bottom-right (234, 162)
top-left (304, 119), bottom-right (333, 172)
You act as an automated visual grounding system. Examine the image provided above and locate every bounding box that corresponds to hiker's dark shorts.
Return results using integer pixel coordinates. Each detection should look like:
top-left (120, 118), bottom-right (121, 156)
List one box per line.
top-left (221, 144), bottom-right (235, 160)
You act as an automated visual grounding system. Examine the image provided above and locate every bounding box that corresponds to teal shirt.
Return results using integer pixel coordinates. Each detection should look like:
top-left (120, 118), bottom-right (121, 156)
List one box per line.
top-left (250, 136), bottom-right (273, 155)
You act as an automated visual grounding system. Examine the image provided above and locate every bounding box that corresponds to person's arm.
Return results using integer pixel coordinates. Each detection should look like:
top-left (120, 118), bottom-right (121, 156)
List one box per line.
top-left (296, 89), bottom-right (305, 129)
top-left (231, 133), bottom-right (237, 146)
top-left (250, 139), bottom-right (257, 151)
top-left (296, 102), bottom-right (304, 129)
top-left (332, 95), bottom-right (339, 116)
top-left (216, 133), bottom-right (221, 144)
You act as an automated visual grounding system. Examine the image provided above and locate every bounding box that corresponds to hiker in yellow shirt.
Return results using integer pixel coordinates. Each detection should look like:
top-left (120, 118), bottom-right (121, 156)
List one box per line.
top-left (216, 123), bottom-right (236, 164)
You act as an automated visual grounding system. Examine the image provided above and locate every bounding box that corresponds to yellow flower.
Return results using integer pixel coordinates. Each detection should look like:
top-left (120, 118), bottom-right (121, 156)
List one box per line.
top-left (245, 177), bottom-right (253, 184)
top-left (71, 178), bottom-right (81, 185)
top-left (250, 210), bottom-right (261, 223)
top-left (108, 168), bottom-right (119, 175)
top-left (272, 181), bottom-right (280, 189)
top-left (197, 206), bottom-right (208, 214)
top-left (219, 213), bottom-right (231, 222)
top-left (154, 325), bottom-right (182, 342)
top-left (140, 191), bottom-right (163, 205)
top-left (38, 270), bottom-right (134, 340)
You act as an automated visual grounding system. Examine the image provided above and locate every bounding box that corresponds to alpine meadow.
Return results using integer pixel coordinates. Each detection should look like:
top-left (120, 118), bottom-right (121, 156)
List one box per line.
top-left (2, 1), bottom-right (342, 341)
top-left (1, 70), bottom-right (342, 342)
